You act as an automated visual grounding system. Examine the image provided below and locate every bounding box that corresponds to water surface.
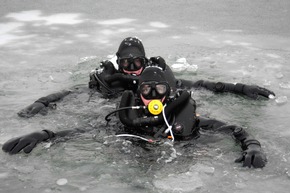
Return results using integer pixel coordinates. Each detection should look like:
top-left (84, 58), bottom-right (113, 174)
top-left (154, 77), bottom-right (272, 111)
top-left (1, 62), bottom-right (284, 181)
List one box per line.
top-left (1, 0), bottom-right (290, 192)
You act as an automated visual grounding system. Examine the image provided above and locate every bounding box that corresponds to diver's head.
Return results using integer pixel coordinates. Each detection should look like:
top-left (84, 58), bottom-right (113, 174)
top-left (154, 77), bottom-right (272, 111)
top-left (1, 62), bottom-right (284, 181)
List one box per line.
top-left (116, 37), bottom-right (147, 76)
top-left (138, 66), bottom-right (170, 106)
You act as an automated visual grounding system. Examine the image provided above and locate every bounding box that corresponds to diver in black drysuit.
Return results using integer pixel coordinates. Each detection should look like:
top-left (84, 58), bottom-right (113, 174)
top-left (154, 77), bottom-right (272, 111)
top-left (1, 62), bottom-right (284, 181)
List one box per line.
top-left (115, 66), bottom-right (266, 168)
top-left (2, 66), bottom-right (267, 169)
top-left (17, 37), bottom-right (275, 118)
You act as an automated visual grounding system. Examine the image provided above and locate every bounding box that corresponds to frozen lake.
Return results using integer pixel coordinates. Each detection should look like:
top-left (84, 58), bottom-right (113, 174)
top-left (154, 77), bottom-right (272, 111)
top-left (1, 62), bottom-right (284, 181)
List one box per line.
top-left (1, 0), bottom-right (290, 192)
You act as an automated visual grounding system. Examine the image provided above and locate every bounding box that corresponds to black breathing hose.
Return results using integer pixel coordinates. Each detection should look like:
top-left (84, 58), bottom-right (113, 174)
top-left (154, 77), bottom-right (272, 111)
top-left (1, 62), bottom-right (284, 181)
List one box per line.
top-left (105, 106), bottom-right (145, 122)
top-left (93, 73), bottom-right (115, 94)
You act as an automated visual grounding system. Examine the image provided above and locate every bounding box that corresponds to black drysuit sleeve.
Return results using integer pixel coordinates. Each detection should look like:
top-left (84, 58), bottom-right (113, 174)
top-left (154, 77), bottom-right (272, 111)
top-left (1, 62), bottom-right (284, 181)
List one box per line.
top-left (198, 116), bottom-right (267, 168)
top-left (179, 79), bottom-right (275, 99)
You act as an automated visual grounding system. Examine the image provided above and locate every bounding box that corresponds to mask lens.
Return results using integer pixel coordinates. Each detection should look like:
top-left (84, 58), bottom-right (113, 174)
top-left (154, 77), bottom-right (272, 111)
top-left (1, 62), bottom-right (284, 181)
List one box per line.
top-left (140, 84), bottom-right (152, 96)
top-left (120, 59), bottom-right (129, 68)
top-left (156, 84), bottom-right (167, 95)
top-left (119, 57), bottom-right (144, 71)
top-left (133, 58), bottom-right (142, 68)
top-left (140, 82), bottom-right (168, 99)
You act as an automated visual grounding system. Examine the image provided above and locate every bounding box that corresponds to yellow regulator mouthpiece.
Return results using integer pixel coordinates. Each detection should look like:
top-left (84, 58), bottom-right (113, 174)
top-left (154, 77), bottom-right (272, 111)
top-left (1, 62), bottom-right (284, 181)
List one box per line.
top-left (148, 100), bottom-right (163, 115)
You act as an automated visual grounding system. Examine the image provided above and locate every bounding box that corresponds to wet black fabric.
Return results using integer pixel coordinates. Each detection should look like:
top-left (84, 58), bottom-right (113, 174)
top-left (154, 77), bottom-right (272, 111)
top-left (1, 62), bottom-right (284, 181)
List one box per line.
top-left (139, 66), bottom-right (166, 85)
top-left (116, 37), bottom-right (146, 59)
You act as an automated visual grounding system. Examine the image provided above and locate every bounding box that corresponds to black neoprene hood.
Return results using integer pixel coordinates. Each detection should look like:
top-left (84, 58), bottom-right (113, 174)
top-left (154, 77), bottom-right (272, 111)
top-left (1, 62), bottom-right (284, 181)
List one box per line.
top-left (116, 37), bottom-right (146, 59)
top-left (139, 67), bottom-right (166, 85)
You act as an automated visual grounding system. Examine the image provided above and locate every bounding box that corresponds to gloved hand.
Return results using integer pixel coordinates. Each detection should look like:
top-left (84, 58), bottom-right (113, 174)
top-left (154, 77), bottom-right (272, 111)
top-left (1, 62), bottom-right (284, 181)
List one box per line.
top-left (100, 60), bottom-right (116, 74)
top-left (17, 102), bottom-right (46, 118)
top-left (236, 84), bottom-right (275, 99)
top-left (235, 140), bottom-right (267, 168)
top-left (2, 130), bottom-right (52, 154)
top-left (149, 56), bottom-right (166, 70)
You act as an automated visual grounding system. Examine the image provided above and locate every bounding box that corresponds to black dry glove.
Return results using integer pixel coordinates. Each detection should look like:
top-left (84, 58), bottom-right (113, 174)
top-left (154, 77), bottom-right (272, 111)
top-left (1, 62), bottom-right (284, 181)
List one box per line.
top-left (90, 60), bottom-right (117, 90)
top-left (235, 139), bottom-right (267, 168)
top-left (18, 90), bottom-right (70, 118)
top-left (100, 60), bottom-right (116, 74)
top-left (149, 56), bottom-right (166, 70)
top-left (17, 102), bottom-right (46, 118)
top-left (2, 130), bottom-right (54, 154)
top-left (235, 83), bottom-right (275, 99)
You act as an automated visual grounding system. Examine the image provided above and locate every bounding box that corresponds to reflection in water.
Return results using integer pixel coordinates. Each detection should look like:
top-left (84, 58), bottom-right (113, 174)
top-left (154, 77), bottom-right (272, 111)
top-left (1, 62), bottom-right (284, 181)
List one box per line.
top-left (149, 21), bottom-right (169, 28)
top-left (0, 22), bottom-right (30, 45)
top-left (97, 18), bottom-right (136, 25)
top-left (6, 10), bottom-right (83, 25)
top-left (1, 10), bottom-right (83, 47)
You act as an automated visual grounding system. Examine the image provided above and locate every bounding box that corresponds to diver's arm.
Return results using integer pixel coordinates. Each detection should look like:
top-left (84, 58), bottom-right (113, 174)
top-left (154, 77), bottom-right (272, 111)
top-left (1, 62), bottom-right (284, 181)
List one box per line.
top-left (90, 60), bottom-right (140, 96)
top-left (35, 90), bottom-right (72, 106)
top-left (89, 60), bottom-right (117, 89)
top-left (218, 125), bottom-right (266, 168)
top-left (89, 60), bottom-right (126, 95)
top-left (17, 90), bottom-right (71, 118)
top-left (198, 117), bottom-right (266, 168)
top-left (2, 130), bottom-right (55, 154)
top-left (179, 79), bottom-right (275, 99)
top-left (1, 128), bottom-right (86, 154)
top-left (99, 60), bottom-right (139, 85)
top-left (104, 73), bottom-right (139, 84)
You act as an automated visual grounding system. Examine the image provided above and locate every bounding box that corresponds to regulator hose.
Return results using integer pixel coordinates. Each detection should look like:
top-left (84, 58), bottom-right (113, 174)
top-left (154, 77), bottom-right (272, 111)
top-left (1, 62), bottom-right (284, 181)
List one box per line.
top-left (105, 106), bottom-right (145, 122)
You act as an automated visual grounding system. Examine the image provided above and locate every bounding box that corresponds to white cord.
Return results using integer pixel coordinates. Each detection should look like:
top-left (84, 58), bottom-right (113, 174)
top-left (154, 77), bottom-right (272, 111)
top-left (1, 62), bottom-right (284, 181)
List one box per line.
top-left (162, 104), bottom-right (174, 142)
top-left (112, 104), bottom-right (174, 143)
top-left (115, 134), bottom-right (154, 143)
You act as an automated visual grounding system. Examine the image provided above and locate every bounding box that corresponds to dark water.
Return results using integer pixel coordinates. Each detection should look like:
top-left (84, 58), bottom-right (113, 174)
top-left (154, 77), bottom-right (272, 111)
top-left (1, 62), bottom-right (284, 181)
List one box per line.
top-left (1, 0), bottom-right (290, 192)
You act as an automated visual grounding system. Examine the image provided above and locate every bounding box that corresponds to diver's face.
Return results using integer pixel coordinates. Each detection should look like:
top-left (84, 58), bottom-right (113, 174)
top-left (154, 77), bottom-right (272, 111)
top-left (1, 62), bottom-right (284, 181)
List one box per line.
top-left (139, 81), bottom-right (169, 106)
top-left (118, 57), bottom-right (145, 76)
